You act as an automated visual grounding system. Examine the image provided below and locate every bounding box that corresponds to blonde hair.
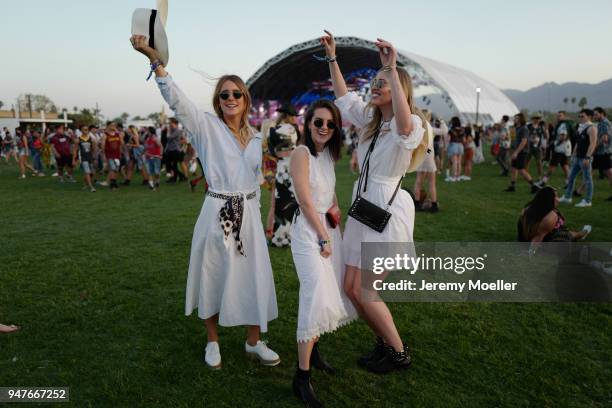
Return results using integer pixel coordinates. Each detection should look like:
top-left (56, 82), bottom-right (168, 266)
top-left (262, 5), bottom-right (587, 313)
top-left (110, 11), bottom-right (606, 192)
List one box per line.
top-left (212, 75), bottom-right (254, 145)
top-left (362, 67), bottom-right (426, 141)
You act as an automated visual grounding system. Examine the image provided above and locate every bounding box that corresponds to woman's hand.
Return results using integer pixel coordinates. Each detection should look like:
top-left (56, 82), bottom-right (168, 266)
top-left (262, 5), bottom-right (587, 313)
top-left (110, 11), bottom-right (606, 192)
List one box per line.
top-left (320, 30), bottom-right (336, 57)
top-left (130, 35), bottom-right (160, 62)
top-left (320, 241), bottom-right (332, 258)
top-left (375, 38), bottom-right (397, 68)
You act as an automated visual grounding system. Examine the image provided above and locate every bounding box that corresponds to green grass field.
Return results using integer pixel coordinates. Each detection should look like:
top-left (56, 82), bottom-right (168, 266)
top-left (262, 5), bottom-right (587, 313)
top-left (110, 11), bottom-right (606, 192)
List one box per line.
top-left (1, 152), bottom-right (611, 407)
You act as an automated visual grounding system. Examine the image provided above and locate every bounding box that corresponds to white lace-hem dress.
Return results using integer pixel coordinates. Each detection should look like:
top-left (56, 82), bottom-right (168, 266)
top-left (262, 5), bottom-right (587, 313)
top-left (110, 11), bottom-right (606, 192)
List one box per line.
top-left (335, 92), bottom-right (425, 269)
top-left (156, 75), bottom-right (278, 332)
top-left (290, 146), bottom-right (357, 342)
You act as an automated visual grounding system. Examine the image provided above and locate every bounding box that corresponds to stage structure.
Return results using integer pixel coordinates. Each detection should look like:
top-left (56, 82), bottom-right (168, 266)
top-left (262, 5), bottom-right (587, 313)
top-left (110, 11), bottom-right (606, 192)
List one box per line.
top-left (247, 36), bottom-right (518, 126)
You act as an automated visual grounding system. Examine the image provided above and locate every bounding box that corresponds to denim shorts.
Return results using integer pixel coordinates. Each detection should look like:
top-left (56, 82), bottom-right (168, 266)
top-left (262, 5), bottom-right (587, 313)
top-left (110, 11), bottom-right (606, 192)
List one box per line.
top-left (147, 157), bottom-right (161, 175)
top-left (81, 161), bottom-right (93, 174)
top-left (108, 158), bottom-right (120, 172)
top-left (448, 142), bottom-right (464, 157)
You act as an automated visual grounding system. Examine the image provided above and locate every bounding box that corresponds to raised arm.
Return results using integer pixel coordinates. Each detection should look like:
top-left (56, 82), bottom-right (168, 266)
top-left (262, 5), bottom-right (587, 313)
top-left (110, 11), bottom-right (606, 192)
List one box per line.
top-left (130, 35), bottom-right (203, 139)
top-left (375, 38), bottom-right (414, 136)
top-left (321, 30), bottom-right (348, 98)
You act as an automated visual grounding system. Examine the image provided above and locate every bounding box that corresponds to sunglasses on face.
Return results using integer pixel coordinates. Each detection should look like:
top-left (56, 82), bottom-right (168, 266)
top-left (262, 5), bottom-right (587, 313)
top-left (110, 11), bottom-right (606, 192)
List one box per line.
top-left (370, 78), bottom-right (388, 89)
top-left (219, 90), bottom-right (243, 100)
top-left (313, 118), bottom-right (336, 130)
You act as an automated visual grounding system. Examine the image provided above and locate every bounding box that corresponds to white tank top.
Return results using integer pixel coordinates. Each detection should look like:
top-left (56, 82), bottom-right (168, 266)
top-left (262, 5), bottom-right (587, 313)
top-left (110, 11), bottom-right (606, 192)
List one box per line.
top-left (294, 145), bottom-right (335, 213)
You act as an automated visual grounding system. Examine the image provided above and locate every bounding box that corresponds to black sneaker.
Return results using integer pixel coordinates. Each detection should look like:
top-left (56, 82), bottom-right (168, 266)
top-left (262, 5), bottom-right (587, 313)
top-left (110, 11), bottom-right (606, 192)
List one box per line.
top-left (292, 369), bottom-right (323, 408)
top-left (429, 202), bottom-right (439, 213)
top-left (357, 336), bottom-right (386, 367)
top-left (414, 201), bottom-right (424, 212)
top-left (365, 343), bottom-right (412, 374)
top-left (504, 185), bottom-right (515, 192)
top-left (607, 195), bottom-right (612, 202)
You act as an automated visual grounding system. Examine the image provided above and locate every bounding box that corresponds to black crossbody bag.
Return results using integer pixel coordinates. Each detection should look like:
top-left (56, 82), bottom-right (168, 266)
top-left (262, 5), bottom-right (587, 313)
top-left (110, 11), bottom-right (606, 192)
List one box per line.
top-left (348, 130), bottom-right (403, 233)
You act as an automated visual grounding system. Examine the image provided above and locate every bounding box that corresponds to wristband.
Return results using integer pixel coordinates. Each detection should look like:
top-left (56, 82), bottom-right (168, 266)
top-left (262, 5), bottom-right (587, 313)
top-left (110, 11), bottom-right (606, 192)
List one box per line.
top-left (313, 54), bottom-right (337, 63)
top-left (381, 64), bottom-right (396, 72)
top-left (318, 238), bottom-right (331, 248)
top-left (147, 59), bottom-right (163, 81)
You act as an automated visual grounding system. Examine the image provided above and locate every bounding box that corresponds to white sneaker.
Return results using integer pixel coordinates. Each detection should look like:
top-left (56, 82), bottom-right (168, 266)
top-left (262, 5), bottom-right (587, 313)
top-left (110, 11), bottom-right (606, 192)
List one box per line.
top-left (575, 200), bottom-right (592, 208)
top-left (98, 181), bottom-right (109, 187)
top-left (460, 175), bottom-right (471, 181)
top-left (19, 174), bottom-right (26, 179)
top-left (444, 177), bottom-right (453, 182)
top-left (558, 196), bottom-right (572, 204)
top-left (204, 341), bottom-right (222, 369)
top-left (51, 172), bottom-right (59, 177)
top-left (38, 172), bottom-right (45, 177)
top-left (245, 340), bottom-right (280, 366)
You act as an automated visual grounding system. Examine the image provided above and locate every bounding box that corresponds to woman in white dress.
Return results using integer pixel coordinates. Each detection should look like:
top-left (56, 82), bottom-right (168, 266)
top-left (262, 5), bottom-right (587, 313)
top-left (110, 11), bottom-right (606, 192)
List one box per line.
top-left (289, 100), bottom-right (356, 407)
top-left (131, 35), bottom-right (280, 369)
top-left (321, 31), bottom-right (427, 373)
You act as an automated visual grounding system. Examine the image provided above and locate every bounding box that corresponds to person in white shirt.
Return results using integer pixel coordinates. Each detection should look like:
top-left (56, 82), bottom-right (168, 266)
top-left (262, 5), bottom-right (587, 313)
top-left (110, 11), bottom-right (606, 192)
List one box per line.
top-left (322, 30), bottom-right (427, 374)
top-left (131, 34), bottom-right (280, 370)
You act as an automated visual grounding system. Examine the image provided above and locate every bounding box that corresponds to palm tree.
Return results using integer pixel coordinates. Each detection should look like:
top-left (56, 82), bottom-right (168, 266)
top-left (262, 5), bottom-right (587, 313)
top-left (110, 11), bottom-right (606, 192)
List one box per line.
top-left (578, 97), bottom-right (588, 109)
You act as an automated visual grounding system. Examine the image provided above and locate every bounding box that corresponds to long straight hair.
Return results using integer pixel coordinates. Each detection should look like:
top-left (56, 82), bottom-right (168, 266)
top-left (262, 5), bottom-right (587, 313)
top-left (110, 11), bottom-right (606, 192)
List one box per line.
top-left (212, 75), bottom-right (254, 144)
top-left (300, 99), bottom-right (342, 162)
top-left (362, 67), bottom-right (425, 141)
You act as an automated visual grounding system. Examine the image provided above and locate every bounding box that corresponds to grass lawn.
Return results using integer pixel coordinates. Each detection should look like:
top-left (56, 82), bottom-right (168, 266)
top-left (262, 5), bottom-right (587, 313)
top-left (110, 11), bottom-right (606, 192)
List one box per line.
top-left (1, 152), bottom-right (611, 407)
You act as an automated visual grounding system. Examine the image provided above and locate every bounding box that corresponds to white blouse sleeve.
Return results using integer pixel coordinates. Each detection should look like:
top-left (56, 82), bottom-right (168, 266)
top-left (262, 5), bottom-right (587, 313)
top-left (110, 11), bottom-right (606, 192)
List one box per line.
top-left (334, 92), bottom-right (370, 129)
top-left (392, 114), bottom-right (425, 150)
top-left (156, 75), bottom-right (211, 148)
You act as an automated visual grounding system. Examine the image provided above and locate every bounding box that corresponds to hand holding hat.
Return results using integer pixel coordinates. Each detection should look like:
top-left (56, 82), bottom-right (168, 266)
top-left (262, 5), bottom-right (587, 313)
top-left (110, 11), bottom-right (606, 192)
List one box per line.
top-left (130, 35), bottom-right (160, 63)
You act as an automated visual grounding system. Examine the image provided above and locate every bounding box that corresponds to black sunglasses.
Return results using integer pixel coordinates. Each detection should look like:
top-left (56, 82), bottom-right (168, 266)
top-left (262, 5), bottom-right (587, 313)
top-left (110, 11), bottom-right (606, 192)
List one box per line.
top-left (219, 90), bottom-right (243, 100)
top-left (313, 118), bottom-right (337, 130)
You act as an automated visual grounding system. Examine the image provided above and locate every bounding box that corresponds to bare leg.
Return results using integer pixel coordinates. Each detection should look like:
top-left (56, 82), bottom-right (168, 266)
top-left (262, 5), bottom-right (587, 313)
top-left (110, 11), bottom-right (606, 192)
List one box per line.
top-left (297, 338), bottom-right (317, 370)
top-left (428, 171), bottom-right (437, 202)
top-left (246, 325), bottom-right (260, 346)
top-left (204, 313), bottom-right (219, 342)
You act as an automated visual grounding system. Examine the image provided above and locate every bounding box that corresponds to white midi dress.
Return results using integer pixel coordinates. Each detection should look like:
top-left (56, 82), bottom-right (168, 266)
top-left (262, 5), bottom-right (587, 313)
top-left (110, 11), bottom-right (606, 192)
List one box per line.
top-left (335, 92), bottom-right (425, 268)
top-left (290, 146), bottom-right (357, 342)
top-left (156, 75), bottom-right (278, 332)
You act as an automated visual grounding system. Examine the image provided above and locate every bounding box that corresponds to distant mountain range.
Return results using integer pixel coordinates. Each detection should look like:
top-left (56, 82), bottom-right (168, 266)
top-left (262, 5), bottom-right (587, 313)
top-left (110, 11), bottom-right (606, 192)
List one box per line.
top-left (503, 79), bottom-right (612, 112)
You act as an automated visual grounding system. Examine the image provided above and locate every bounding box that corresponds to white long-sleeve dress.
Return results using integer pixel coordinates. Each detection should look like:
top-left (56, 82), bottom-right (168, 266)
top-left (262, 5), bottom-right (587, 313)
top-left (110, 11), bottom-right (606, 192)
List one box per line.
top-left (334, 92), bottom-right (425, 268)
top-left (290, 146), bottom-right (357, 342)
top-left (156, 75), bottom-right (278, 331)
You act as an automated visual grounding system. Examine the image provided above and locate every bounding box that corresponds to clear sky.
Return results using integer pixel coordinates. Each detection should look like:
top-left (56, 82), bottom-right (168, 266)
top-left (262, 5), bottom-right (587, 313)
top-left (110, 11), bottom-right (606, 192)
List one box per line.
top-left (1, 0), bottom-right (610, 119)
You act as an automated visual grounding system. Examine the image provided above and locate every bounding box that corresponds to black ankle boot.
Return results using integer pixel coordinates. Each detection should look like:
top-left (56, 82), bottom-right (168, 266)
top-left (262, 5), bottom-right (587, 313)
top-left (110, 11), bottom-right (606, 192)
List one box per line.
top-left (357, 336), bottom-right (386, 367)
top-left (365, 343), bottom-right (412, 374)
top-left (310, 342), bottom-right (335, 375)
top-left (293, 367), bottom-right (323, 408)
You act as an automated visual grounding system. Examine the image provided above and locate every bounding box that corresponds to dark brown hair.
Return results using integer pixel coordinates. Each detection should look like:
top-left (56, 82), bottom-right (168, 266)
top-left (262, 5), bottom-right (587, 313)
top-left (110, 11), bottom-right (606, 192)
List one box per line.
top-left (514, 113), bottom-right (527, 127)
top-left (301, 99), bottom-right (342, 162)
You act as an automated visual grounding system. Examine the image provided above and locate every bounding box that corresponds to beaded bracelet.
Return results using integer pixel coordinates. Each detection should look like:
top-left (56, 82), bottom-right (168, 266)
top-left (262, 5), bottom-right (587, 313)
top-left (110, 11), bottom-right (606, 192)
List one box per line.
top-left (318, 239), bottom-right (332, 247)
top-left (312, 54), bottom-right (337, 63)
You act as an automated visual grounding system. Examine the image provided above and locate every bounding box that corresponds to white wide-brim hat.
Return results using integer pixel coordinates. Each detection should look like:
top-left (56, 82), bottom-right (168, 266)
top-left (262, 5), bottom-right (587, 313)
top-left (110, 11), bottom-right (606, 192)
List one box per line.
top-left (406, 120), bottom-right (434, 173)
top-left (131, 7), bottom-right (169, 66)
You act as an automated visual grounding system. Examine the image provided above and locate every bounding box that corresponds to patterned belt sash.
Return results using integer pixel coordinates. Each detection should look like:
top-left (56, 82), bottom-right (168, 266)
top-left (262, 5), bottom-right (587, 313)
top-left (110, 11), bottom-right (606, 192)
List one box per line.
top-left (207, 190), bottom-right (257, 256)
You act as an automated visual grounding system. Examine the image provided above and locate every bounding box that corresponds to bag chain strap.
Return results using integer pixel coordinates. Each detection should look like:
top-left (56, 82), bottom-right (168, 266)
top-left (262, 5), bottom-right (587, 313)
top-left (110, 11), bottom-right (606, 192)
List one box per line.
top-left (354, 124), bottom-right (404, 209)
